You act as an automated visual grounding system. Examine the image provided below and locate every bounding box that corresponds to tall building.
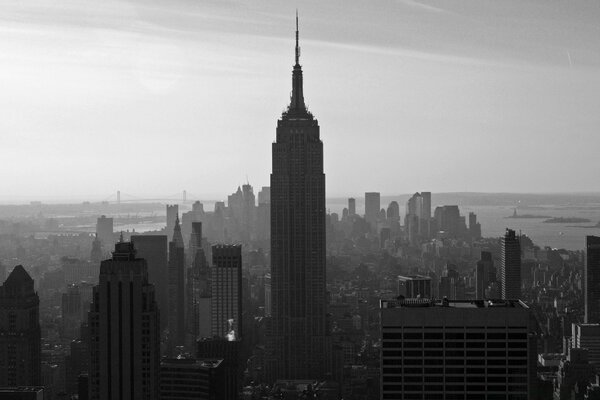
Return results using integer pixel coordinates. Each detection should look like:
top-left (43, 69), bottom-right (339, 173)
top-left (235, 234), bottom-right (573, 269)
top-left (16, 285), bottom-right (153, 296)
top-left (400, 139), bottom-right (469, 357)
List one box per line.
top-left (386, 201), bottom-right (400, 225)
top-left (585, 235), bottom-right (600, 324)
top-left (475, 251), bottom-right (494, 299)
top-left (131, 235), bottom-right (169, 330)
top-left (364, 192), bottom-right (380, 229)
top-left (211, 245), bottom-right (242, 339)
top-left (380, 298), bottom-right (537, 400)
top-left (0, 265), bottom-right (41, 386)
top-left (269, 15), bottom-right (330, 381)
top-left (96, 215), bottom-right (113, 250)
top-left (169, 216), bottom-right (186, 347)
top-left (348, 198), bottom-right (356, 216)
top-left (397, 275), bottom-right (431, 298)
top-left (62, 284), bottom-right (82, 340)
top-left (500, 228), bottom-right (521, 300)
top-left (257, 187), bottom-right (271, 243)
top-left (166, 204), bottom-right (179, 242)
top-left (88, 240), bottom-right (160, 400)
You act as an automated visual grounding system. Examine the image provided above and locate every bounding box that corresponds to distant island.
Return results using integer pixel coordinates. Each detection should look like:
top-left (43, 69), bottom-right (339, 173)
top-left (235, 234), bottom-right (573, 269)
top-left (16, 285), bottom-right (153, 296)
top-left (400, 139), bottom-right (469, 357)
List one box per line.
top-left (506, 209), bottom-right (551, 219)
top-left (543, 217), bottom-right (591, 224)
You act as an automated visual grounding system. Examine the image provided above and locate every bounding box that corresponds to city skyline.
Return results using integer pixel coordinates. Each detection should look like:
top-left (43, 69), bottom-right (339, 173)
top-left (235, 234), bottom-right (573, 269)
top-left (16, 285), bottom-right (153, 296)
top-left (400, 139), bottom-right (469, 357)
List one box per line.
top-left (1, 0), bottom-right (599, 200)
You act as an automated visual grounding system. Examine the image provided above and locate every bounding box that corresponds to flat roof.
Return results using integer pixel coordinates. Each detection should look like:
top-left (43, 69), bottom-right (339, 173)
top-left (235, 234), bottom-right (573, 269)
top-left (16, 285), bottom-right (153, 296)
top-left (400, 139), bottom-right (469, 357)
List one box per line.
top-left (381, 298), bottom-right (529, 309)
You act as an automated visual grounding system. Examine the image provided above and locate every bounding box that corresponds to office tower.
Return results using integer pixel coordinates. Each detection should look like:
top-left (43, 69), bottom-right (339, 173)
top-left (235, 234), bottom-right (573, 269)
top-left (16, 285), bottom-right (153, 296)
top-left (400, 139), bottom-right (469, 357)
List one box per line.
top-left (364, 192), bottom-right (380, 229)
top-left (169, 216), bottom-right (186, 347)
top-left (348, 198), bottom-right (356, 216)
top-left (420, 192), bottom-right (431, 220)
top-left (131, 235), bottom-right (169, 330)
top-left (166, 204), bottom-right (179, 242)
top-left (211, 245), bottom-right (242, 339)
top-left (386, 201), bottom-right (400, 224)
top-left (434, 205), bottom-right (461, 238)
top-left (197, 338), bottom-right (240, 400)
top-left (585, 236), bottom-right (600, 323)
top-left (160, 357), bottom-right (227, 400)
top-left (88, 241), bottom-right (160, 400)
top-left (397, 275), bottom-right (431, 298)
top-left (62, 284), bottom-right (82, 340)
top-left (258, 186), bottom-right (271, 205)
top-left (269, 15), bottom-right (330, 381)
top-left (380, 298), bottom-right (537, 400)
top-left (572, 323), bottom-right (600, 365)
top-left (0, 265), bottom-right (41, 386)
top-left (500, 228), bottom-right (521, 300)
top-left (65, 339), bottom-right (89, 396)
top-left (96, 215), bottom-right (113, 249)
top-left (475, 251), bottom-right (494, 299)
top-left (187, 223), bottom-right (211, 340)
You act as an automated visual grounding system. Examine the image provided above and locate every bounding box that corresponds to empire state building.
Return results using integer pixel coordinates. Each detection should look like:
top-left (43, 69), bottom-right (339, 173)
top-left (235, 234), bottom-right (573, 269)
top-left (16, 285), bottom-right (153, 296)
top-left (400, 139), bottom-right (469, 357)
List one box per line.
top-left (268, 15), bottom-right (330, 380)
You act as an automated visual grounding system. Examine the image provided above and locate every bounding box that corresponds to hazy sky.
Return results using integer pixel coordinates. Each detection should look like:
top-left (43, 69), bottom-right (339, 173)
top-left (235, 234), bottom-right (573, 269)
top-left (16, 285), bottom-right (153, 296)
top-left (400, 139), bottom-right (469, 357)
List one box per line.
top-left (1, 0), bottom-right (599, 202)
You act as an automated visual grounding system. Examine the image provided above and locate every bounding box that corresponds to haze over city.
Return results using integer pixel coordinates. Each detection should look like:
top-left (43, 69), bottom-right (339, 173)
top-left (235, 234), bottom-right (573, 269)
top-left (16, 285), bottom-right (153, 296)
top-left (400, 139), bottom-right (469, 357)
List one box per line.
top-left (1, 0), bottom-right (599, 201)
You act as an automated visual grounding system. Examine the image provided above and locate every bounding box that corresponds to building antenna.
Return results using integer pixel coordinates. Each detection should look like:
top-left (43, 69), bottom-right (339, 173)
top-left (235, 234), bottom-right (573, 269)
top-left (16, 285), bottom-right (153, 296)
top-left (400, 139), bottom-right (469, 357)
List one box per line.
top-left (295, 9), bottom-right (300, 65)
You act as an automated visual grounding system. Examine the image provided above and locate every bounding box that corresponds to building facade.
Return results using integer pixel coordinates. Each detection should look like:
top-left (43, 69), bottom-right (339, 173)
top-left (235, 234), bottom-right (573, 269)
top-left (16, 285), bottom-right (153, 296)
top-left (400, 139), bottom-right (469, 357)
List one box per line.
top-left (211, 244), bottom-right (242, 339)
top-left (500, 228), bottom-right (521, 300)
top-left (585, 236), bottom-right (600, 323)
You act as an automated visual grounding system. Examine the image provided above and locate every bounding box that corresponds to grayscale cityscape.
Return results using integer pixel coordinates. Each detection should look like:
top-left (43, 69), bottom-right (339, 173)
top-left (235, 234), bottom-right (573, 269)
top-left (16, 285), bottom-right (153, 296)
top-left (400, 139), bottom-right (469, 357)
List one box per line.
top-left (0, 1), bottom-right (599, 399)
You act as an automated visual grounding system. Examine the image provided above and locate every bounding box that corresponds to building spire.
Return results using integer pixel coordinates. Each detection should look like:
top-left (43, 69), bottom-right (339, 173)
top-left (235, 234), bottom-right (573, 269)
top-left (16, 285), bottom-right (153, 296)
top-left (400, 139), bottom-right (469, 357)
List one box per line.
top-left (289, 10), bottom-right (306, 113)
top-left (295, 10), bottom-right (300, 66)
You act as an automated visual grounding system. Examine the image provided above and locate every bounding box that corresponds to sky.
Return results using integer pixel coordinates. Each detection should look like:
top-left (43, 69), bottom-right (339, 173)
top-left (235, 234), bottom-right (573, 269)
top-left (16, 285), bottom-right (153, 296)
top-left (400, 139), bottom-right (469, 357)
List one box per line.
top-left (0, 0), bottom-right (599, 202)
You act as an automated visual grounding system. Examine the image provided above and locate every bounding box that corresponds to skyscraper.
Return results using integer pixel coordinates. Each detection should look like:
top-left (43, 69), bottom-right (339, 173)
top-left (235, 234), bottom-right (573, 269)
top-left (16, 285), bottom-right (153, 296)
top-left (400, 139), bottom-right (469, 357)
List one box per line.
top-left (585, 236), bottom-right (600, 324)
top-left (166, 204), bottom-right (179, 242)
top-left (169, 216), bottom-right (186, 348)
top-left (96, 215), bottom-right (113, 250)
top-left (348, 197), bottom-right (356, 216)
top-left (131, 235), bottom-right (169, 330)
top-left (0, 265), bottom-right (41, 387)
top-left (88, 241), bottom-right (160, 400)
top-left (364, 192), bottom-right (380, 230)
top-left (211, 245), bottom-right (242, 339)
top-left (187, 222), bottom-right (211, 341)
top-left (500, 228), bottom-right (521, 300)
top-left (269, 15), bottom-right (330, 381)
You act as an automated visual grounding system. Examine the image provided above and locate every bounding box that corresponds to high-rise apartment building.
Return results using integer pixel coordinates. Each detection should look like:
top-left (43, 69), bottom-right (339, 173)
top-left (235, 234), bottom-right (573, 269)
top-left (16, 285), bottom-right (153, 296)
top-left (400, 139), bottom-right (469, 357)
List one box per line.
top-left (380, 298), bottom-right (537, 400)
top-left (88, 241), bottom-right (160, 400)
top-left (585, 236), bottom-right (600, 324)
top-left (211, 245), bottom-right (242, 339)
top-left (500, 228), bottom-right (521, 300)
top-left (131, 235), bottom-right (169, 330)
top-left (169, 216), bottom-right (186, 347)
top-left (0, 265), bottom-right (41, 387)
top-left (268, 15), bottom-right (330, 381)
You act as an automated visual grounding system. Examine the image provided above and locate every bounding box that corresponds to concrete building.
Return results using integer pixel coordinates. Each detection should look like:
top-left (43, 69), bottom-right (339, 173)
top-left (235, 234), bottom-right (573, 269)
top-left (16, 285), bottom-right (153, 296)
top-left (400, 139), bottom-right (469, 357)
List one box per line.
top-left (88, 241), bottom-right (160, 400)
top-left (500, 228), bottom-right (521, 300)
top-left (380, 298), bottom-right (537, 400)
top-left (0, 266), bottom-right (41, 387)
top-left (585, 236), bottom-right (600, 323)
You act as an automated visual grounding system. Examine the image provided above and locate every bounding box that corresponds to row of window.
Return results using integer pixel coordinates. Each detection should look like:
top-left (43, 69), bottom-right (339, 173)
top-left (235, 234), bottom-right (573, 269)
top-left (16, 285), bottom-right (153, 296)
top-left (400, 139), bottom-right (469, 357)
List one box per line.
top-left (382, 367), bottom-right (528, 375)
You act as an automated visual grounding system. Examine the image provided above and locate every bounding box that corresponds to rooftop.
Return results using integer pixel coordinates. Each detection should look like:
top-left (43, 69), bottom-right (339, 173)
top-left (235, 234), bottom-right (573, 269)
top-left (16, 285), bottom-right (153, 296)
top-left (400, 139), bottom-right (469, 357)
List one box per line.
top-left (381, 298), bottom-right (529, 309)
